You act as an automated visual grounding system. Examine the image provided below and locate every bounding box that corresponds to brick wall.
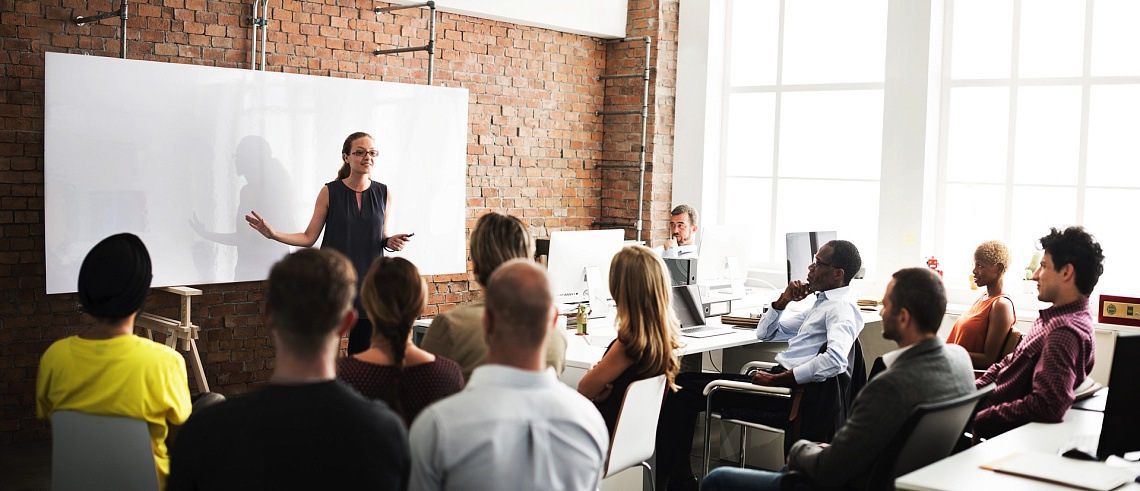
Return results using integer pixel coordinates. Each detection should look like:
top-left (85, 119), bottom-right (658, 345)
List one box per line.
top-left (0, 0), bottom-right (677, 444)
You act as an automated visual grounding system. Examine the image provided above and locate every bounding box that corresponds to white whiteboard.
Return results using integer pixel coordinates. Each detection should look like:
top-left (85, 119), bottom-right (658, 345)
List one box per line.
top-left (45, 53), bottom-right (467, 294)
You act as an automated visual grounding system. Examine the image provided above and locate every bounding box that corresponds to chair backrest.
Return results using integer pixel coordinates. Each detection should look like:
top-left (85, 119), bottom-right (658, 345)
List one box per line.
top-left (51, 410), bottom-right (159, 491)
top-left (603, 374), bottom-right (668, 478)
top-left (996, 327), bottom-right (1023, 364)
top-left (863, 384), bottom-right (996, 491)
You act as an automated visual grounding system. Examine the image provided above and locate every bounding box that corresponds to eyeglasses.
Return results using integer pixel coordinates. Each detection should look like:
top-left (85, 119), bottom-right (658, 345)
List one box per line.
top-left (350, 150), bottom-right (379, 158)
top-left (813, 256), bottom-right (834, 268)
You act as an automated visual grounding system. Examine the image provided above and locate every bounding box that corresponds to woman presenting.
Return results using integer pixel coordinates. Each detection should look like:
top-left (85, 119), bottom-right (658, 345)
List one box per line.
top-left (246, 131), bottom-right (413, 354)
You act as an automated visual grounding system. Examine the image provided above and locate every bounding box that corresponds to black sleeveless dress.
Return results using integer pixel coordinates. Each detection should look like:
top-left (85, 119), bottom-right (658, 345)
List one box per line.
top-left (595, 340), bottom-right (647, 435)
top-left (321, 179), bottom-right (387, 354)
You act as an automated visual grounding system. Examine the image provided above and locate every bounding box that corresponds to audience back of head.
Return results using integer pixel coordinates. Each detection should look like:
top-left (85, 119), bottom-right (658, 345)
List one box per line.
top-left (888, 267), bottom-right (947, 335)
top-left (483, 259), bottom-right (553, 354)
top-left (267, 248), bottom-right (356, 356)
top-left (608, 245), bottom-right (680, 388)
top-left (77, 232), bottom-right (153, 324)
top-left (471, 212), bottom-right (532, 286)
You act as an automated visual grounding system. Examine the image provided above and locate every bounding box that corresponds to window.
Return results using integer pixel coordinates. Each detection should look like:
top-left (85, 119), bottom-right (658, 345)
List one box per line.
top-left (935, 0), bottom-right (1140, 294)
top-left (719, 0), bottom-right (887, 274)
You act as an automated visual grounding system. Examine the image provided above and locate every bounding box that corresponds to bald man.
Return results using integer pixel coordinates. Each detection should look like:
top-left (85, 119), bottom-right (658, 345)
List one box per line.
top-left (408, 259), bottom-right (609, 491)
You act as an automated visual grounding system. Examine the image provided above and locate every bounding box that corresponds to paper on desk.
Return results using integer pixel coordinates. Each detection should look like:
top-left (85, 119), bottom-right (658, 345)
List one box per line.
top-left (981, 453), bottom-right (1138, 491)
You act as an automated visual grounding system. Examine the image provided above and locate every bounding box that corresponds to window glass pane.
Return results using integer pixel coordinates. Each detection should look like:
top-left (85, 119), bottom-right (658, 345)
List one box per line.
top-left (729, 0), bottom-right (780, 87)
top-left (781, 0), bottom-right (887, 85)
top-left (1018, 0), bottom-right (1086, 78)
top-left (778, 90), bottom-right (884, 179)
top-left (1083, 188), bottom-right (1140, 295)
top-left (1091, 0), bottom-right (1140, 77)
top-left (724, 177), bottom-right (774, 266)
top-left (945, 87), bottom-right (1009, 184)
top-left (941, 183), bottom-right (1006, 286)
top-left (950, 0), bottom-right (1014, 79)
top-left (774, 179), bottom-right (879, 277)
top-left (1012, 86), bottom-right (1082, 186)
top-left (1009, 185), bottom-right (1077, 277)
top-left (1086, 85), bottom-right (1140, 187)
top-left (726, 93), bottom-right (776, 177)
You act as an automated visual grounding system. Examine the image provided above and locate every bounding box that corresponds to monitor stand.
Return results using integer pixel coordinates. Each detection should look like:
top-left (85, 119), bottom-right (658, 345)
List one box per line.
top-left (584, 266), bottom-right (611, 318)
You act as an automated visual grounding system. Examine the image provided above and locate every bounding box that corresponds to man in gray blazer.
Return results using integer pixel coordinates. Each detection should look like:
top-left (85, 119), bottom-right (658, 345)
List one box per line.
top-left (701, 268), bottom-right (976, 491)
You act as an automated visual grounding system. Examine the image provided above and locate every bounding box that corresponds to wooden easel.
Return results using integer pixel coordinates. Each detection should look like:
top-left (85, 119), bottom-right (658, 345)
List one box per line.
top-left (135, 286), bottom-right (209, 393)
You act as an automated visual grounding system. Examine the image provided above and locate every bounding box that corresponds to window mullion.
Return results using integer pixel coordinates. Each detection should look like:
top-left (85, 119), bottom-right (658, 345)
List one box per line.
top-left (1003, 0), bottom-right (1023, 244)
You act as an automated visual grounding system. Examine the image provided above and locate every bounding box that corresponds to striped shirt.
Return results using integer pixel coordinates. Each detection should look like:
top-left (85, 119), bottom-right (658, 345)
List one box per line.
top-left (754, 286), bottom-right (864, 385)
top-left (973, 298), bottom-right (1095, 439)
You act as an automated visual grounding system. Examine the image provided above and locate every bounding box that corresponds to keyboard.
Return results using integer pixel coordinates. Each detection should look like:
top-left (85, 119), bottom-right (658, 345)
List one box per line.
top-left (679, 325), bottom-right (734, 338)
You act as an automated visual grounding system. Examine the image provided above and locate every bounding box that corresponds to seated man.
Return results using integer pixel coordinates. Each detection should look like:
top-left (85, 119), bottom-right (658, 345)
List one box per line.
top-left (168, 249), bottom-right (409, 490)
top-left (701, 268), bottom-right (976, 491)
top-left (421, 212), bottom-right (566, 381)
top-left (656, 240), bottom-right (865, 490)
top-left (972, 226), bottom-right (1103, 440)
top-left (36, 233), bottom-right (192, 489)
top-left (662, 204), bottom-right (699, 258)
top-left (409, 260), bottom-right (609, 491)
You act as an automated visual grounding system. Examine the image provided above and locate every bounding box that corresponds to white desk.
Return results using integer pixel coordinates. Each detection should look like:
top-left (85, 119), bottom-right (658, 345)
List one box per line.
top-left (895, 409), bottom-right (1140, 491)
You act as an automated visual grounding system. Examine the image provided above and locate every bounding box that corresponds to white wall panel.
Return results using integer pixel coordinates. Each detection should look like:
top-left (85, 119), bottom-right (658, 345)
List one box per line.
top-left (45, 53), bottom-right (467, 293)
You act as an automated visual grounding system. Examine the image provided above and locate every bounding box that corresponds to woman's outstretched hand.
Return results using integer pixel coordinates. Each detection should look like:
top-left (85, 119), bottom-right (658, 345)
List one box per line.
top-left (245, 211), bottom-right (276, 240)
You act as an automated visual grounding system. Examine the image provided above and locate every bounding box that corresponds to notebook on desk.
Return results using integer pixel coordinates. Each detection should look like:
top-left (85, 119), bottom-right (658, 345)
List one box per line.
top-left (981, 453), bottom-right (1137, 491)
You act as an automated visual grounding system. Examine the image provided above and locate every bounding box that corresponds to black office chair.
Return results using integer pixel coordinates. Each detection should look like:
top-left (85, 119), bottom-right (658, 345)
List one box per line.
top-left (701, 339), bottom-right (866, 474)
top-left (781, 384), bottom-right (995, 491)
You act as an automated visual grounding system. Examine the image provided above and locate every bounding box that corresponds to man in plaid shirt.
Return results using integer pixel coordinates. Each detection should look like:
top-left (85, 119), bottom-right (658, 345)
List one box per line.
top-left (973, 226), bottom-right (1104, 439)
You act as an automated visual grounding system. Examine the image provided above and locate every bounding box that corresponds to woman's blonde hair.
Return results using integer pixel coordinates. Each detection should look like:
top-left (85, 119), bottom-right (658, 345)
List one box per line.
top-left (608, 245), bottom-right (681, 391)
top-left (975, 240), bottom-right (1011, 273)
top-left (359, 256), bottom-right (426, 423)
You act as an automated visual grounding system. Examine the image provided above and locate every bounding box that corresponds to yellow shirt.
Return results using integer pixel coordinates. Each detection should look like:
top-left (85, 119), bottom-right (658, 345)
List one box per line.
top-left (36, 334), bottom-right (192, 488)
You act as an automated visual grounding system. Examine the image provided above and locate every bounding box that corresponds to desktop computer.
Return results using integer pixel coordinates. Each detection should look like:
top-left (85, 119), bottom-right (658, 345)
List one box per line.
top-left (1097, 332), bottom-right (1140, 460)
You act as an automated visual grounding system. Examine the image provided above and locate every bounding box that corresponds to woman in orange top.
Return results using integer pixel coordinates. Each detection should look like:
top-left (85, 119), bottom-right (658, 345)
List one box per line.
top-left (946, 240), bottom-right (1016, 369)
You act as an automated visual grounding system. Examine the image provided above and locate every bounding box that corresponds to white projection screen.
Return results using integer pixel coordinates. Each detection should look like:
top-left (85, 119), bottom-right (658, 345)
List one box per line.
top-left (45, 53), bottom-right (467, 294)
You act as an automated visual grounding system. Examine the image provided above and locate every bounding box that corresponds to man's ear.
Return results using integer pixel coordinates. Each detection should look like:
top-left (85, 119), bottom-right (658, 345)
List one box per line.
top-left (483, 307), bottom-right (495, 339)
top-left (1060, 263), bottom-right (1076, 283)
top-left (335, 308), bottom-right (358, 338)
top-left (897, 307), bottom-right (913, 332)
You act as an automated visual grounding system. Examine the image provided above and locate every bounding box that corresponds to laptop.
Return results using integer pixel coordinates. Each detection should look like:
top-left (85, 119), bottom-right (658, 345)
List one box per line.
top-left (672, 285), bottom-right (733, 338)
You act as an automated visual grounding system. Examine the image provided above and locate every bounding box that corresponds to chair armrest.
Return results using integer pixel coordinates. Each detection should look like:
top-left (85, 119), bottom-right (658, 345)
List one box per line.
top-left (740, 361), bottom-right (778, 375)
top-left (702, 379), bottom-right (793, 397)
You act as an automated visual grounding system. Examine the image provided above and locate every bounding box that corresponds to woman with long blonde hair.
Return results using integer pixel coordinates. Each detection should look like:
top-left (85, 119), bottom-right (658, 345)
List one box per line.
top-left (577, 245), bottom-right (680, 433)
top-left (337, 256), bottom-right (463, 426)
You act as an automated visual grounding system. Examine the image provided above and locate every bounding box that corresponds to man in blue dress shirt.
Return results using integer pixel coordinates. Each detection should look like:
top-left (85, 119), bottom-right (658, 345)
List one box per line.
top-left (655, 240), bottom-right (864, 491)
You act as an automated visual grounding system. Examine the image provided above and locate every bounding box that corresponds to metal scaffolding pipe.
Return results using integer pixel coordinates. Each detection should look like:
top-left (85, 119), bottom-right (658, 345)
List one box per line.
top-left (593, 36), bottom-right (651, 241)
top-left (259, 0), bottom-right (268, 70)
top-left (75, 0), bottom-right (129, 59)
top-left (373, 1), bottom-right (436, 85)
top-left (250, 0), bottom-right (259, 69)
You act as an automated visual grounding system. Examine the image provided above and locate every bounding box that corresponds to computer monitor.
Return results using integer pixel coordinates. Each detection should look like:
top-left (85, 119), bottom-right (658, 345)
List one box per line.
top-left (1097, 332), bottom-right (1140, 459)
top-left (546, 229), bottom-right (625, 304)
top-left (695, 225), bottom-right (753, 286)
top-left (786, 231), bottom-right (837, 284)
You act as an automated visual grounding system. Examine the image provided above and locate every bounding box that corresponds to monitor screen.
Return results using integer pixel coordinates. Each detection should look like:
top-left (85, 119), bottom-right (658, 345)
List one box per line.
top-left (786, 231), bottom-right (837, 284)
top-left (696, 225), bottom-right (753, 285)
top-left (546, 229), bottom-right (626, 304)
top-left (671, 285), bottom-right (705, 328)
top-left (1098, 332), bottom-right (1140, 459)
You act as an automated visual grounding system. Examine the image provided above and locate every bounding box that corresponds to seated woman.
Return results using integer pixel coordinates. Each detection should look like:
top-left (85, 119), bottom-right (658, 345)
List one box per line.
top-left (577, 245), bottom-right (680, 434)
top-left (946, 240), bottom-right (1016, 370)
top-left (337, 257), bottom-right (464, 426)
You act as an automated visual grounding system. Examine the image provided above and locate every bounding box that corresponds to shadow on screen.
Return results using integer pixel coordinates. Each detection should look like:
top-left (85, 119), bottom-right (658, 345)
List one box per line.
top-left (189, 135), bottom-right (296, 283)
